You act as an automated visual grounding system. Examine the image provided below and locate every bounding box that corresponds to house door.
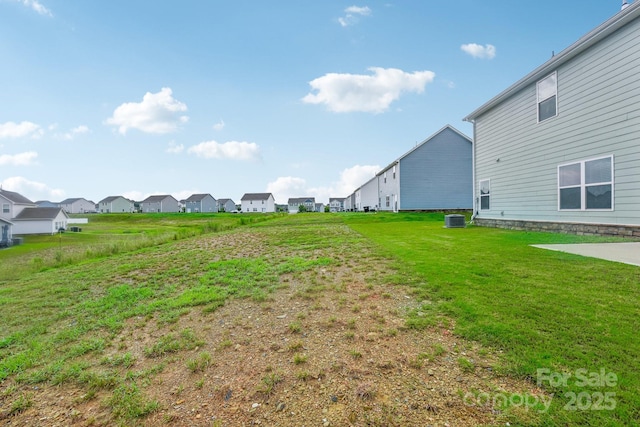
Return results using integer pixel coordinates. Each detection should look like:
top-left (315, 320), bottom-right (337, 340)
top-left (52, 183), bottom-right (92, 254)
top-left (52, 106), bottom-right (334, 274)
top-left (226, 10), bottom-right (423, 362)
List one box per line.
top-left (1, 225), bottom-right (8, 242)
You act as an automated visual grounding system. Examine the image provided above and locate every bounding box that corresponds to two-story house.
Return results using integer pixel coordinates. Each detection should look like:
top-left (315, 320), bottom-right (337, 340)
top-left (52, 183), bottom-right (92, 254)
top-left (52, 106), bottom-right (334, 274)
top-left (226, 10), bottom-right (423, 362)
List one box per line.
top-left (241, 193), bottom-right (275, 213)
top-left (464, 3), bottom-right (640, 236)
top-left (288, 197), bottom-right (316, 213)
top-left (185, 194), bottom-right (217, 213)
top-left (140, 195), bottom-right (180, 213)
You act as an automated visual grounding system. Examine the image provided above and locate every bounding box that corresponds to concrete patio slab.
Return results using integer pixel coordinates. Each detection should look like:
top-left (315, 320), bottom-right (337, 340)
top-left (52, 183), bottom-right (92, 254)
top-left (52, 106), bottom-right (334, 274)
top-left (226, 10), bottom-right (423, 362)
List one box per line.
top-left (531, 242), bottom-right (640, 267)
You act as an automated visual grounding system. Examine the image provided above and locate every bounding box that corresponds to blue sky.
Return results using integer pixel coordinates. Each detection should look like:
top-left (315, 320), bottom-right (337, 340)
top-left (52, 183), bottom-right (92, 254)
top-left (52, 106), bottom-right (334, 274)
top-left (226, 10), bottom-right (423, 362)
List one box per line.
top-left (0, 0), bottom-right (628, 205)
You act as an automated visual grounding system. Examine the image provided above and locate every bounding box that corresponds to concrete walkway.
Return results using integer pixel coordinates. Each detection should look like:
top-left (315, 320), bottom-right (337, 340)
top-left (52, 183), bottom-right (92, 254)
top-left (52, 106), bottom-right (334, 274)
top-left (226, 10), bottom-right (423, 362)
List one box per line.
top-left (531, 242), bottom-right (640, 267)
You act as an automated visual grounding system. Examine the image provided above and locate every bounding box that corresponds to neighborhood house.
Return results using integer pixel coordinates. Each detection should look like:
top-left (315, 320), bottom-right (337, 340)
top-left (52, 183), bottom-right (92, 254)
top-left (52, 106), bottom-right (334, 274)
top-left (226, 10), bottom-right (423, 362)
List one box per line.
top-left (98, 196), bottom-right (134, 213)
top-left (59, 198), bottom-right (96, 214)
top-left (185, 194), bottom-right (217, 213)
top-left (288, 197), bottom-right (316, 213)
top-left (464, 2), bottom-right (640, 236)
top-left (0, 189), bottom-right (69, 236)
top-left (376, 125), bottom-right (472, 212)
top-left (140, 195), bottom-right (180, 213)
top-left (241, 193), bottom-right (275, 213)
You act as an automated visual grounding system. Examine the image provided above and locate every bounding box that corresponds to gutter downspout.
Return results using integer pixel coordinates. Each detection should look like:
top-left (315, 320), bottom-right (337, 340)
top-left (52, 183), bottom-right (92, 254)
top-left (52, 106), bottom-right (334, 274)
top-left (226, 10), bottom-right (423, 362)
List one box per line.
top-left (466, 118), bottom-right (477, 223)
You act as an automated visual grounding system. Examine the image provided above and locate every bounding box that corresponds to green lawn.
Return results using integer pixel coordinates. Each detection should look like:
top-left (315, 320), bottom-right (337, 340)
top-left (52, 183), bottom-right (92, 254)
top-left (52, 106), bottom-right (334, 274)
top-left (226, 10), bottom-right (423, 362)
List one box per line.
top-left (0, 212), bottom-right (637, 425)
top-left (0, 212), bottom-right (278, 281)
top-left (344, 212), bottom-right (639, 426)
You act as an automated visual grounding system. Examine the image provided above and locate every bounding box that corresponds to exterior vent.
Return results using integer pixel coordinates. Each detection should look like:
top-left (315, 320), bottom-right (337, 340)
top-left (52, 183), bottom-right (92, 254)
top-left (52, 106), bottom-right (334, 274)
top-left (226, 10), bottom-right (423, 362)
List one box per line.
top-left (445, 214), bottom-right (466, 228)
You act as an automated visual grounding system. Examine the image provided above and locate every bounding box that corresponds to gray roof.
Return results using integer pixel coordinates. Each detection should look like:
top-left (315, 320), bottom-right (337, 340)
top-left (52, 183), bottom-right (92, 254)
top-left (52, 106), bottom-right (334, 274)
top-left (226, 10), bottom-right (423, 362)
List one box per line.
top-left (13, 207), bottom-right (68, 221)
top-left (464, 3), bottom-right (640, 121)
top-left (288, 197), bottom-right (315, 204)
top-left (217, 198), bottom-right (234, 204)
top-left (241, 193), bottom-right (273, 201)
top-left (142, 195), bottom-right (176, 203)
top-left (0, 217), bottom-right (13, 225)
top-left (329, 198), bottom-right (345, 202)
top-left (99, 196), bottom-right (130, 203)
top-left (0, 189), bottom-right (34, 205)
top-left (186, 193), bottom-right (213, 202)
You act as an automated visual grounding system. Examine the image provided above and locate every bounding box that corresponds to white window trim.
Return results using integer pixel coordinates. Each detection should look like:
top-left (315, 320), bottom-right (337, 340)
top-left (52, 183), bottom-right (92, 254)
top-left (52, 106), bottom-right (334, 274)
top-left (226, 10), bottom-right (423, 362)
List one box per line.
top-left (479, 179), bottom-right (491, 211)
top-left (537, 71), bottom-right (557, 123)
top-left (557, 155), bottom-right (614, 211)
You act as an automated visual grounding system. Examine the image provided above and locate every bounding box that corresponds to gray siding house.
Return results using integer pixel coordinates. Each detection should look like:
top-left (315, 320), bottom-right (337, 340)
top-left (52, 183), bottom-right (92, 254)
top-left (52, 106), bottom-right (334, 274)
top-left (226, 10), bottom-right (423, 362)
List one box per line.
top-left (217, 198), bottom-right (236, 213)
top-left (59, 198), bottom-right (96, 214)
top-left (185, 194), bottom-right (217, 213)
top-left (329, 197), bottom-right (345, 212)
top-left (464, 3), bottom-right (640, 235)
top-left (140, 195), bottom-right (180, 213)
top-left (377, 125), bottom-right (473, 212)
top-left (288, 197), bottom-right (315, 213)
top-left (98, 196), bottom-right (134, 213)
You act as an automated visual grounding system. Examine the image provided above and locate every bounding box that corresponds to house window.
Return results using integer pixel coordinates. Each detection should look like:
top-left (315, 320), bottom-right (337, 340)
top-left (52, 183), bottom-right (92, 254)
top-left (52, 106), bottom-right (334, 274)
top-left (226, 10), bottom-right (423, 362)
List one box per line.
top-left (393, 165), bottom-right (396, 179)
top-left (2, 204), bottom-right (9, 214)
top-left (385, 196), bottom-right (390, 207)
top-left (479, 179), bottom-right (490, 210)
top-left (558, 156), bottom-right (613, 210)
top-left (537, 72), bottom-right (557, 122)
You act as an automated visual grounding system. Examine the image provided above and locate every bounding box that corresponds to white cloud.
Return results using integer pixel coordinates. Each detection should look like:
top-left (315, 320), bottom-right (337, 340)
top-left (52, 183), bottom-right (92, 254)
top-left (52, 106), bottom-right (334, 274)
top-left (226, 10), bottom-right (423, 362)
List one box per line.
top-left (173, 189), bottom-right (199, 202)
top-left (187, 140), bottom-right (260, 161)
top-left (57, 125), bottom-right (89, 140)
top-left (309, 164), bottom-right (380, 201)
top-left (121, 191), bottom-right (148, 203)
top-left (0, 121), bottom-right (43, 139)
top-left (0, 151), bottom-right (38, 166)
top-left (338, 5), bottom-right (371, 27)
top-left (266, 164), bottom-right (379, 205)
top-left (1, 176), bottom-right (64, 201)
top-left (266, 176), bottom-right (308, 204)
top-left (302, 67), bottom-right (435, 113)
top-left (335, 164), bottom-right (379, 194)
top-left (213, 119), bottom-right (225, 131)
top-left (166, 141), bottom-right (184, 154)
top-left (461, 43), bottom-right (496, 59)
top-left (15, 0), bottom-right (52, 16)
top-left (106, 87), bottom-right (189, 134)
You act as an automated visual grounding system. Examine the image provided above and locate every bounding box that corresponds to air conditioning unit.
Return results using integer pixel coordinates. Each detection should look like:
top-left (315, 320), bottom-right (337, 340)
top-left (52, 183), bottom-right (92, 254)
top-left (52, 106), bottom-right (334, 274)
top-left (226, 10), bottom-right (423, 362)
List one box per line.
top-left (445, 214), bottom-right (466, 228)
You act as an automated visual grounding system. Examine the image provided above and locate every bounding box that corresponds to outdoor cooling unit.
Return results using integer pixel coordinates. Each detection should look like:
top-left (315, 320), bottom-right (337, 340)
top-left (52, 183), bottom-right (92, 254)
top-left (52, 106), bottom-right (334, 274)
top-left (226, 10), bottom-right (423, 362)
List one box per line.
top-left (445, 214), bottom-right (466, 228)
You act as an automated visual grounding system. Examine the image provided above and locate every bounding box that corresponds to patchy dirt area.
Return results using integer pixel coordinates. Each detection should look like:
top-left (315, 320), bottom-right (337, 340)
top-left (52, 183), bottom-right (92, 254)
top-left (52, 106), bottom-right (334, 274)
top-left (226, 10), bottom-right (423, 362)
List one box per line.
top-left (1, 225), bottom-right (545, 426)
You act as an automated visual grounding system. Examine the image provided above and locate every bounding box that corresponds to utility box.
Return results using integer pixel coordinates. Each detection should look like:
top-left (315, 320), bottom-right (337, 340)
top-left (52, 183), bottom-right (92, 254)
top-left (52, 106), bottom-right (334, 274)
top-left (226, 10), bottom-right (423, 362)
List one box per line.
top-left (445, 214), bottom-right (466, 228)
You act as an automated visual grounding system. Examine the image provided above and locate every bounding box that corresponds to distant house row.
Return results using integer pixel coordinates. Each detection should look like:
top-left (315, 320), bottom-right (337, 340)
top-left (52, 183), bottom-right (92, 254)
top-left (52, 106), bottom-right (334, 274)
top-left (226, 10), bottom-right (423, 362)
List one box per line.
top-left (30, 195), bottom-right (239, 214)
top-left (0, 190), bottom-right (241, 240)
